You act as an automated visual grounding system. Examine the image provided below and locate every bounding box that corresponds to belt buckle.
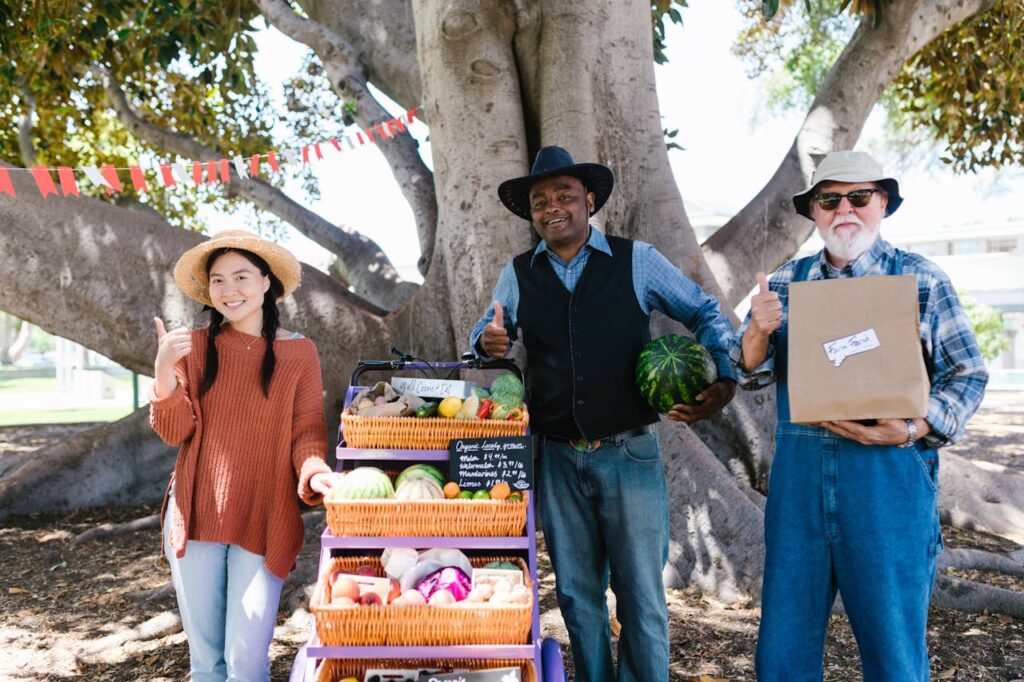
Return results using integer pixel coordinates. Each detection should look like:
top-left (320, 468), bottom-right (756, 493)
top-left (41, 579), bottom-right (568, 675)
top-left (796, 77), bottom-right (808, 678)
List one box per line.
top-left (570, 437), bottom-right (601, 452)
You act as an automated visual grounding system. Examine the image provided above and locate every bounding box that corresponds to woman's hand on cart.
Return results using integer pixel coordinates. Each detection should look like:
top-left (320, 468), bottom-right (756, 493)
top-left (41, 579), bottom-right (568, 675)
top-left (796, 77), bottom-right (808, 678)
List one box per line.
top-left (310, 472), bottom-right (346, 497)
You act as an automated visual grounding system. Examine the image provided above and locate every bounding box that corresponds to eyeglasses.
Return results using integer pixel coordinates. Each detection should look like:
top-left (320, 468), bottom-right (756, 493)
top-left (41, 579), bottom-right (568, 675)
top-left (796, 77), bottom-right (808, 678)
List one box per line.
top-left (811, 188), bottom-right (883, 211)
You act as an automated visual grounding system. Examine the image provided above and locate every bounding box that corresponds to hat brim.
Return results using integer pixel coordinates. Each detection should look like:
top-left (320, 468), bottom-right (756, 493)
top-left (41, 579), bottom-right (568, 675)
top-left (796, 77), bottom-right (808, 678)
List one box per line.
top-left (173, 232), bottom-right (302, 307)
top-left (498, 163), bottom-right (614, 221)
top-left (793, 177), bottom-right (902, 219)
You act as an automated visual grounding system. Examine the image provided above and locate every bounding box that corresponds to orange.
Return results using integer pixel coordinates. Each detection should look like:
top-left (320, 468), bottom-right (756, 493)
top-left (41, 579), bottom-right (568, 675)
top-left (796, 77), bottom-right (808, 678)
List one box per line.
top-left (443, 481), bottom-right (461, 499)
top-left (489, 481), bottom-right (511, 500)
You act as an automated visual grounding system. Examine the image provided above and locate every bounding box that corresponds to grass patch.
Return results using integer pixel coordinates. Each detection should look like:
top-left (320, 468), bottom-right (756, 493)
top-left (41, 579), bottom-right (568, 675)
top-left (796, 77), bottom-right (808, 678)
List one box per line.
top-left (0, 406), bottom-right (135, 427)
top-left (0, 376), bottom-right (56, 392)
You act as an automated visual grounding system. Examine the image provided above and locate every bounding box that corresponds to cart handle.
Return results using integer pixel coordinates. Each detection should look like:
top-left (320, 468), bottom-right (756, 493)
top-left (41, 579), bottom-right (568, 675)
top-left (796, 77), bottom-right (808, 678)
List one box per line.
top-left (348, 350), bottom-right (524, 387)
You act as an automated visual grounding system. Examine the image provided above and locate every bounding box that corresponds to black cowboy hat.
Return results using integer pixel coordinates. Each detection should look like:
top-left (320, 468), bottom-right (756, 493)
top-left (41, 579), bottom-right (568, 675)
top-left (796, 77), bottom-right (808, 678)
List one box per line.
top-left (498, 146), bottom-right (614, 221)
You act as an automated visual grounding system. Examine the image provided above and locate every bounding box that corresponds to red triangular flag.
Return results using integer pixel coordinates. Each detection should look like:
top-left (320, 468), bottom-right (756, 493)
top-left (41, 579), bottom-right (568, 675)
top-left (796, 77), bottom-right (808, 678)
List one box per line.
top-left (0, 167), bottom-right (15, 196)
top-left (250, 154), bottom-right (261, 177)
top-left (128, 166), bottom-right (148, 192)
top-left (267, 151), bottom-right (279, 173)
top-left (205, 160), bottom-right (219, 185)
top-left (57, 167), bottom-right (79, 196)
top-left (302, 146), bottom-right (310, 164)
top-left (219, 159), bottom-right (231, 183)
top-left (160, 164), bottom-right (176, 187)
top-left (388, 117), bottom-right (407, 135)
top-left (406, 107), bottom-right (419, 124)
top-left (314, 143), bottom-right (323, 160)
top-left (192, 162), bottom-right (203, 185)
top-left (100, 165), bottom-right (123, 192)
top-left (362, 127), bottom-right (376, 144)
top-left (31, 166), bottom-right (58, 197)
top-left (330, 138), bottom-right (342, 152)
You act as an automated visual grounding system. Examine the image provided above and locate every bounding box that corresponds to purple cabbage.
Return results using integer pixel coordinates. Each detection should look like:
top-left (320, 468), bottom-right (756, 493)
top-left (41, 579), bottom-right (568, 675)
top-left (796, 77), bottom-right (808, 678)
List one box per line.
top-left (415, 566), bottom-right (472, 602)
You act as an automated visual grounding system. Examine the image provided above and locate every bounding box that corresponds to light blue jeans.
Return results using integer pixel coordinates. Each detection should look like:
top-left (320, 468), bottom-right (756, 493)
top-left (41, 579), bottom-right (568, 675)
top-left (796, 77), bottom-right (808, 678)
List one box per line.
top-left (537, 431), bottom-right (670, 682)
top-left (163, 494), bottom-right (284, 682)
top-left (756, 424), bottom-right (942, 681)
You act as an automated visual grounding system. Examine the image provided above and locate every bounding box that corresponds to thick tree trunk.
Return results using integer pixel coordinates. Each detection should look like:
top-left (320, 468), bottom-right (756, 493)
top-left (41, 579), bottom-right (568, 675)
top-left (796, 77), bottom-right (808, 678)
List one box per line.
top-left (939, 451), bottom-right (1024, 544)
top-left (703, 0), bottom-right (1000, 309)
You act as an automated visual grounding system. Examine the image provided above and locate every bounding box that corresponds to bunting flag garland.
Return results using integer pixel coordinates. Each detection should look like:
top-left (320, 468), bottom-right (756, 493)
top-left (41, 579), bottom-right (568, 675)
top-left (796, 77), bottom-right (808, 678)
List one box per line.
top-left (0, 167), bottom-right (14, 196)
top-left (0, 105), bottom-right (422, 200)
top-left (57, 167), bottom-right (80, 196)
top-left (32, 166), bottom-right (59, 197)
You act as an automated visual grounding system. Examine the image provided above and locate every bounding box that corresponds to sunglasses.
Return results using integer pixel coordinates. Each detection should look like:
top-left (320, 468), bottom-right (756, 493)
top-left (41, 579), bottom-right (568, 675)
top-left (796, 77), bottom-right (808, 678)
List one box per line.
top-left (811, 188), bottom-right (883, 211)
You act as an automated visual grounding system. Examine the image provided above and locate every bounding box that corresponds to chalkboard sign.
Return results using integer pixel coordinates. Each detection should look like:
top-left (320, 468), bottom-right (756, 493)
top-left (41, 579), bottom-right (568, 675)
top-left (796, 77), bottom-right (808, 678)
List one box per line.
top-left (418, 668), bottom-right (520, 682)
top-left (448, 436), bottom-right (533, 492)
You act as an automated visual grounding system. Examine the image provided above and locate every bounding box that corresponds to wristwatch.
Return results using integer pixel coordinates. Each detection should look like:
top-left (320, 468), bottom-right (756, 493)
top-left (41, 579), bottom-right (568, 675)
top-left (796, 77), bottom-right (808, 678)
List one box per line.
top-left (898, 419), bottom-right (917, 448)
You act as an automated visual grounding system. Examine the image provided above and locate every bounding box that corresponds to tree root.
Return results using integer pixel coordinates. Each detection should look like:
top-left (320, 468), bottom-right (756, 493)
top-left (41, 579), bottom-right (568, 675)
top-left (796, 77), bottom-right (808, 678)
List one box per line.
top-left (70, 513), bottom-right (160, 548)
top-left (932, 574), bottom-right (1024, 620)
top-left (939, 452), bottom-right (1024, 544)
top-left (123, 582), bottom-right (175, 603)
top-left (75, 609), bottom-right (182, 661)
top-left (938, 548), bottom-right (1024, 577)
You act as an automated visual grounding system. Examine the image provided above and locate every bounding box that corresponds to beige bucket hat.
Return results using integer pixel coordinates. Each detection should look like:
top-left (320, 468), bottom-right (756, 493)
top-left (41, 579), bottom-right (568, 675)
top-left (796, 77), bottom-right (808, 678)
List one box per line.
top-left (173, 229), bottom-right (301, 307)
top-left (792, 150), bottom-right (903, 219)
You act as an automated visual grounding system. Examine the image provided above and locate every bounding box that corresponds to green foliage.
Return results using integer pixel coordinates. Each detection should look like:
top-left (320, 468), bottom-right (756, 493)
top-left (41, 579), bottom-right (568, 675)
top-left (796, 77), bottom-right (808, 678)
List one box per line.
top-left (651, 0), bottom-right (688, 65)
top-left (0, 0), bottom-right (321, 233)
top-left (734, 0), bottom-right (853, 113)
top-left (960, 292), bottom-right (1011, 361)
top-left (890, 1), bottom-right (1024, 173)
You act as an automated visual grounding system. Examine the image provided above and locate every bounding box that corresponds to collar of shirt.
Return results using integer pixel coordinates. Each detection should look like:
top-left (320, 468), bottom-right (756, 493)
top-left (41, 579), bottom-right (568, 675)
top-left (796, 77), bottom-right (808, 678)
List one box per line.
top-left (813, 234), bottom-right (894, 279)
top-left (530, 225), bottom-right (612, 267)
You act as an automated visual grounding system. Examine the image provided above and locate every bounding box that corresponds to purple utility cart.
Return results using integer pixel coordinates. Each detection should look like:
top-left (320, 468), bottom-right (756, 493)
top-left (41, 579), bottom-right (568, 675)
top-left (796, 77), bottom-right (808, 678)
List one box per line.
top-left (289, 358), bottom-right (567, 682)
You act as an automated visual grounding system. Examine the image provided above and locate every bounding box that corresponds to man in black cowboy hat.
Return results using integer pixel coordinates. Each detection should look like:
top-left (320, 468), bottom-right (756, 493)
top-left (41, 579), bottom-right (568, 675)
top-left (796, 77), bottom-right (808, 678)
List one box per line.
top-left (735, 150), bottom-right (987, 680)
top-left (470, 146), bottom-right (737, 682)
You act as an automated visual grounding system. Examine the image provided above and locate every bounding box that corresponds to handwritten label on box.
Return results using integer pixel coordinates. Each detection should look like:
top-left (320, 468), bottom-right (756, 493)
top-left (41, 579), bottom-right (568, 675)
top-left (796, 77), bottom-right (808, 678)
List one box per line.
top-left (822, 328), bottom-right (881, 367)
top-left (391, 377), bottom-right (475, 399)
top-left (449, 436), bottom-right (533, 491)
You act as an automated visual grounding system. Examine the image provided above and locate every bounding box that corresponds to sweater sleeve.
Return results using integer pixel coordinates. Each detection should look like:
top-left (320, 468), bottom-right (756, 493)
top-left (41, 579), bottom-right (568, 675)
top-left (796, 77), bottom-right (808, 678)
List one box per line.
top-left (292, 343), bottom-right (331, 506)
top-left (149, 356), bottom-right (197, 446)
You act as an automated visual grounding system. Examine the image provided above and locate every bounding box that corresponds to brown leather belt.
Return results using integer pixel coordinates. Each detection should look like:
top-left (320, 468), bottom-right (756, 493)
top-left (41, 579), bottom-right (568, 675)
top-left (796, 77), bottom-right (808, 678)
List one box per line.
top-left (541, 424), bottom-right (654, 452)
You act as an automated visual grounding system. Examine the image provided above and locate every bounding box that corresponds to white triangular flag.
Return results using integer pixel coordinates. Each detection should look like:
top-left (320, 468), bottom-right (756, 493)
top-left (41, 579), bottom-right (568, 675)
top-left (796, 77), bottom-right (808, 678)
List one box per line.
top-left (231, 156), bottom-right (250, 180)
top-left (171, 163), bottom-right (189, 185)
top-left (83, 166), bottom-right (112, 190)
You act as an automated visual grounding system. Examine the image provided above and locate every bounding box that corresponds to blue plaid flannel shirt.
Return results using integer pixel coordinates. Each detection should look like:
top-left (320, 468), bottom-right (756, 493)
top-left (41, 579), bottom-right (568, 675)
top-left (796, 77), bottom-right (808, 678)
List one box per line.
top-left (470, 227), bottom-right (736, 382)
top-left (730, 236), bottom-right (988, 446)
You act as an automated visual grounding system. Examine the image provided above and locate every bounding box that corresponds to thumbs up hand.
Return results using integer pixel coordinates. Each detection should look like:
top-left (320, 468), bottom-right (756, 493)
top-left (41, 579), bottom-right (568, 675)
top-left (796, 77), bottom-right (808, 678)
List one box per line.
top-left (481, 301), bottom-right (510, 359)
top-left (153, 317), bottom-right (193, 392)
top-left (749, 272), bottom-right (783, 337)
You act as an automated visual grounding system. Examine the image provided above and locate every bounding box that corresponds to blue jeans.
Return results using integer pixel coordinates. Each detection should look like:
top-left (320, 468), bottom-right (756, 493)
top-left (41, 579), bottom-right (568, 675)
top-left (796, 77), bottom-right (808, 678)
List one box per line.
top-left (537, 432), bottom-right (670, 682)
top-left (163, 494), bottom-right (284, 682)
top-left (756, 424), bottom-right (942, 681)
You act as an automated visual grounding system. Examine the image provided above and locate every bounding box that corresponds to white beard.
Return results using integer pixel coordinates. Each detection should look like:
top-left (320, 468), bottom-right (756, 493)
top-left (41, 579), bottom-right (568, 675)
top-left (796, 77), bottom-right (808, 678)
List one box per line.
top-left (821, 215), bottom-right (878, 262)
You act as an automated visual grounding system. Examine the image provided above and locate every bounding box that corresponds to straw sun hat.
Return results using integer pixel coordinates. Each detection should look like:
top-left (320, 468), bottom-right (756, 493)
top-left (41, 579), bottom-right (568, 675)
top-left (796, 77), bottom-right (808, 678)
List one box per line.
top-left (173, 229), bottom-right (301, 307)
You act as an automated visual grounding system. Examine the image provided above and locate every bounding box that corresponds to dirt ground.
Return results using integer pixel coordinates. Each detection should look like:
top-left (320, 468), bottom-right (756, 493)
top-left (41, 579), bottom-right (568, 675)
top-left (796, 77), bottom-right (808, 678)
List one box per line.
top-left (1, 392), bottom-right (1022, 681)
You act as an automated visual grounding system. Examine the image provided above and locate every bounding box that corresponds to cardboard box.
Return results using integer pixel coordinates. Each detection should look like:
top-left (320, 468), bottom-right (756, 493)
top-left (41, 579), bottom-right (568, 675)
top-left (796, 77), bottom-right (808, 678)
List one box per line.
top-left (787, 274), bottom-right (929, 423)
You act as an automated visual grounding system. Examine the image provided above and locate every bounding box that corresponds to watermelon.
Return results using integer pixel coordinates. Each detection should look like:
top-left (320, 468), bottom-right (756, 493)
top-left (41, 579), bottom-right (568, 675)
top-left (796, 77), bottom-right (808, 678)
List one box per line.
top-left (394, 463), bottom-right (445, 489)
top-left (635, 335), bottom-right (718, 413)
top-left (330, 467), bottom-right (395, 500)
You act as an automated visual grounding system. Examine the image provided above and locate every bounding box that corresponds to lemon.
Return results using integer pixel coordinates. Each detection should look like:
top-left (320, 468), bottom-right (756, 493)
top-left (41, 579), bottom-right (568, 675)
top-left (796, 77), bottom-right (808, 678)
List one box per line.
top-left (438, 396), bottom-right (463, 418)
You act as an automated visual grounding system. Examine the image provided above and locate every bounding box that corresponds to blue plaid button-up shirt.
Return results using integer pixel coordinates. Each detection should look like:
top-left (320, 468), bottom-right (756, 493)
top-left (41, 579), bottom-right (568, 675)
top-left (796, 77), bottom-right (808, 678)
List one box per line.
top-left (470, 227), bottom-right (737, 382)
top-left (731, 236), bottom-right (988, 446)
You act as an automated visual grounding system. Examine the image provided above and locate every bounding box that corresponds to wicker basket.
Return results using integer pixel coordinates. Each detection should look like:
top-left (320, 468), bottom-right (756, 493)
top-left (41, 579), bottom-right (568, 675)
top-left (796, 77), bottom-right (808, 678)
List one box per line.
top-left (340, 410), bottom-right (530, 450)
top-left (314, 658), bottom-right (538, 682)
top-left (311, 555), bottom-right (533, 646)
top-left (325, 493), bottom-right (528, 537)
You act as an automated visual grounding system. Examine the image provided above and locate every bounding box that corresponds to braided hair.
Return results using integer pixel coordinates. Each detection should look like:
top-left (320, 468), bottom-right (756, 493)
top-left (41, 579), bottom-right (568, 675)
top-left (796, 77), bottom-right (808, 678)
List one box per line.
top-left (199, 247), bottom-right (284, 398)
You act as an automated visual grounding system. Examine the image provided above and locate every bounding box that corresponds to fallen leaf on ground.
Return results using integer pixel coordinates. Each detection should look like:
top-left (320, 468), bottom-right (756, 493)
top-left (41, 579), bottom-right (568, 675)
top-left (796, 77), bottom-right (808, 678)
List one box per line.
top-left (935, 668), bottom-right (957, 679)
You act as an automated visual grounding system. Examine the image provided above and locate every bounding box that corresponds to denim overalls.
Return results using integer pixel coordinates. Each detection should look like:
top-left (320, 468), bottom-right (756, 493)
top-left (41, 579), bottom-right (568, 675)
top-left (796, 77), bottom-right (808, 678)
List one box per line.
top-left (755, 252), bottom-right (943, 681)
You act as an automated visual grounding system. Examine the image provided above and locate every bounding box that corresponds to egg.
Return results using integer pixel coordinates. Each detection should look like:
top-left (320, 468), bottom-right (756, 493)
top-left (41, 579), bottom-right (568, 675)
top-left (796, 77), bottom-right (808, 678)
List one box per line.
top-left (401, 589), bottom-right (426, 605)
top-left (429, 589), bottom-right (456, 605)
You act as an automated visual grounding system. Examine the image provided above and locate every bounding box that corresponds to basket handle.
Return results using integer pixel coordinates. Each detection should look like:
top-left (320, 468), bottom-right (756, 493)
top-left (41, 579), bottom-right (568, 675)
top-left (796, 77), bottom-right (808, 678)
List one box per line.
top-left (349, 353), bottom-right (524, 387)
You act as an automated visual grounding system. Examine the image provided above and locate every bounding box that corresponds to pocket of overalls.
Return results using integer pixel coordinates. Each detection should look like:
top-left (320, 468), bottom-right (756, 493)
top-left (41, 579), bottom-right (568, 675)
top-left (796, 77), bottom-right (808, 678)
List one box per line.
top-left (910, 445), bottom-right (939, 495)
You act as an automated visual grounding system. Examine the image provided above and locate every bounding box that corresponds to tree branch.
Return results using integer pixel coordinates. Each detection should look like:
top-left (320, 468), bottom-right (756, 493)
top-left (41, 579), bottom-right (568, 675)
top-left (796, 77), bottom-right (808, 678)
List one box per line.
top-left (18, 85), bottom-right (36, 167)
top-left (254, 0), bottom-right (438, 275)
top-left (98, 67), bottom-right (417, 311)
top-left (703, 0), bottom-right (1000, 309)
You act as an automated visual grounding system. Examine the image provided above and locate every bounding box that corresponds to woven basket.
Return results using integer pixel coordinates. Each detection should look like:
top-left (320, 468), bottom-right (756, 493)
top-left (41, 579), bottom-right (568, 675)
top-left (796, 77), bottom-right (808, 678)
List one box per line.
top-left (340, 410), bottom-right (529, 449)
top-left (314, 658), bottom-right (538, 682)
top-left (325, 493), bottom-right (528, 537)
top-left (311, 555), bottom-right (533, 647)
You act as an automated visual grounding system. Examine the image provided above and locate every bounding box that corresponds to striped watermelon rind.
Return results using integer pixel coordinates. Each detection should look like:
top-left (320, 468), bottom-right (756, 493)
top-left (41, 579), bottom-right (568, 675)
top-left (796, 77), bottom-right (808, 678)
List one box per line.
top-left (636, 335), bottom-right (718, 413)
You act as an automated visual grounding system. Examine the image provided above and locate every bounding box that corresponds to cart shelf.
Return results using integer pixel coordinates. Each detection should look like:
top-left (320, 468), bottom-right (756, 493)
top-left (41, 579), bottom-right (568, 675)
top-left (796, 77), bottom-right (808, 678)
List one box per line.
top-left (335, 447), bottom-right (450, 462)
top-left (321, 528), bottom-right (531, 550)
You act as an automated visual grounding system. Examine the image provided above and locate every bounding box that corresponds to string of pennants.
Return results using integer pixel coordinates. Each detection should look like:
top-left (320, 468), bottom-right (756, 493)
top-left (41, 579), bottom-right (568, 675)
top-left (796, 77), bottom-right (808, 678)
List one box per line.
top-left (0, 107), bottom-right (421, 199)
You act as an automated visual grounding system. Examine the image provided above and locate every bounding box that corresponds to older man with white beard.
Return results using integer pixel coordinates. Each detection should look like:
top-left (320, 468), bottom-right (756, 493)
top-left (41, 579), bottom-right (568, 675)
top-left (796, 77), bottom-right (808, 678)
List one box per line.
top-left (732, 150), bottom-right (988, 681)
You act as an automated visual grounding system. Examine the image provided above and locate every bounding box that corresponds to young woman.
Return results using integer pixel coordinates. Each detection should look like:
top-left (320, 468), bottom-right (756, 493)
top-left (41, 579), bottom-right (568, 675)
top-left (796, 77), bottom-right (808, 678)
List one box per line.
top-left (150, 230), bottom-right (337, 681)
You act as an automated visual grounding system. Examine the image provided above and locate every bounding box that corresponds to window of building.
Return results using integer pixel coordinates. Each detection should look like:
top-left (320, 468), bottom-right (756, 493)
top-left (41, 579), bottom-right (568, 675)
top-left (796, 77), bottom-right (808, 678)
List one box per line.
top-left (910, 241), bottom-right (951, 257)
top-left (987, 238), bottom-right (1018, 254)
top-left (951, 239), bottom-right (986, 255)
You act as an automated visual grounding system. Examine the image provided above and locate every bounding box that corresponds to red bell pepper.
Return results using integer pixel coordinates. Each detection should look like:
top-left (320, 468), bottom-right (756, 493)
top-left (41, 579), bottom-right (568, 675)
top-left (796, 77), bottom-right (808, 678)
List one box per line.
top-left (506, 407), bottom-right (523, 421)
top-left (477, 399), bottom-right (494, 419)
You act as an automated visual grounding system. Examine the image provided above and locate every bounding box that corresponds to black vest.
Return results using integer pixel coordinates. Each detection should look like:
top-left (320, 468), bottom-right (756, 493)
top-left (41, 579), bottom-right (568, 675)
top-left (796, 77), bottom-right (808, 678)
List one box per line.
top-left (513, 235), bottom-right (659, 440)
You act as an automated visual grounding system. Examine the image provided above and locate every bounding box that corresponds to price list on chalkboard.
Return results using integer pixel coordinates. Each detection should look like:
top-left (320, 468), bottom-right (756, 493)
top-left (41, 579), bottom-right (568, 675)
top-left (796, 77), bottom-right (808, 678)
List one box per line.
top-left (448, 436), bottom-right (533, 492)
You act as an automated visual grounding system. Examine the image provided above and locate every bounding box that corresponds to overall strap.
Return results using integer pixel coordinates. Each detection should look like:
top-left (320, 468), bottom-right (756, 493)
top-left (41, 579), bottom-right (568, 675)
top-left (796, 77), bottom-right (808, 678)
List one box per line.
top-left (892, 249), bottom-right (904, 275)
top-left (793, 255), bottom-right (815, 283)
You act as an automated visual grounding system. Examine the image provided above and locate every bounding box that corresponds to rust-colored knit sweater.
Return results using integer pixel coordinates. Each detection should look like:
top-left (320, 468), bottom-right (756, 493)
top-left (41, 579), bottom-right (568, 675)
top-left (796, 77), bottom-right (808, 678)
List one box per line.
top-left (150, 326), bottom-right (331, 580)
